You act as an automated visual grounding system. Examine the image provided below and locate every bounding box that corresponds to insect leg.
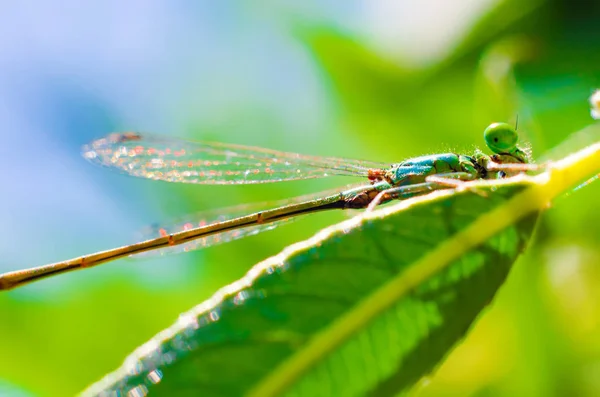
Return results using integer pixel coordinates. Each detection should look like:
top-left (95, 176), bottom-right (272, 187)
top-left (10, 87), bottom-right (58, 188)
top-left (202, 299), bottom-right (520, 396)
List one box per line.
top-left (366, 182), bottom-right (439, 211)
top-left (425, 171), bottom-right (493, 198)
top-left (424, 171), bottom-right (477, 187)
top-left (366, 171), bottom-right (482, 211)
top-left (487, 161), bottom-right (543, 173)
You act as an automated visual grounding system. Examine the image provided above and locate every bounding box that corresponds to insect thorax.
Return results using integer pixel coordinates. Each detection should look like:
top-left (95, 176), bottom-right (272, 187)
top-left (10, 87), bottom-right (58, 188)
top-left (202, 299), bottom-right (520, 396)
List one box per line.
top-left (387, 153), bottom-right (464, 185)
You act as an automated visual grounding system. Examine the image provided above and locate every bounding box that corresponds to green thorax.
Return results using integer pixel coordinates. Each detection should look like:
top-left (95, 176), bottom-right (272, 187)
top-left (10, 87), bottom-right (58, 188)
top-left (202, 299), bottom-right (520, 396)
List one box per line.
top-left (385, 153), bottom-right (480, 187)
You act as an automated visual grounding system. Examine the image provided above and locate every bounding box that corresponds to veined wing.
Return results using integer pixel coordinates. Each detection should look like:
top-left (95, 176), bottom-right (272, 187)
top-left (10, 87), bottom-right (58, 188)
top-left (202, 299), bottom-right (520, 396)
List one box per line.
top-left (132, 183), bottom-right (369, 257)
top-left (132, 203), bottom-right (289, 258)
top-left (82, 132), bottom-right (388, 184)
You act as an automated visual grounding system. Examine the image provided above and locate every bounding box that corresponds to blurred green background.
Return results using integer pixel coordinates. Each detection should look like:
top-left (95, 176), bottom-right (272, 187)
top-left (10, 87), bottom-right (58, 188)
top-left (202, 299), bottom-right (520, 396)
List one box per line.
top-left (1, 0), bottom-right (599, 396)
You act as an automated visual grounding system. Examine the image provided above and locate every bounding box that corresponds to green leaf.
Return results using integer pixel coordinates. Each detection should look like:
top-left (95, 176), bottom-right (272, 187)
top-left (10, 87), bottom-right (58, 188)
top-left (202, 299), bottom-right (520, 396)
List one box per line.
top-left (82, 134), bottom-right (600, 397)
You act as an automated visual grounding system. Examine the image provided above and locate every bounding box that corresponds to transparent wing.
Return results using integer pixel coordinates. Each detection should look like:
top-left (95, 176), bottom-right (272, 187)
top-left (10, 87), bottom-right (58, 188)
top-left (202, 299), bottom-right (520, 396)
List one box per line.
top-left (131, 204), bottom-right (288, 258)
top-left (132, 183), bottom-right (370, 257)
top-left (82, 132), bottom-right (388, 184)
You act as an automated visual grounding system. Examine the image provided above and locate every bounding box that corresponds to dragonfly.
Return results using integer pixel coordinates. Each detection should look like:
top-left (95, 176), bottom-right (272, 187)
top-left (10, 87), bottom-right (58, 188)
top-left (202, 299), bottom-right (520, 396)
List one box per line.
top-left (0, 122), bottom-right (534, 291)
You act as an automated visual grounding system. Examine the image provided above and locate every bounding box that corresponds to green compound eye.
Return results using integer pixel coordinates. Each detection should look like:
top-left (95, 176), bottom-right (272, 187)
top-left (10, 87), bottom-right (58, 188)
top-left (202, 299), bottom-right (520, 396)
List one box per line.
top-left (484, 122), bottom-right (518, 154)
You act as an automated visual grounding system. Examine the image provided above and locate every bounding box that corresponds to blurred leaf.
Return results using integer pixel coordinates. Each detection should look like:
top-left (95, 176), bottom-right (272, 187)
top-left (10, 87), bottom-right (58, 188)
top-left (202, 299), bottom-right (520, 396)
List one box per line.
top-left (449, 0), bottom-right (547, 67)
top-left (474, 35), bottom-right (542, 126)
top-left (302, 31), bottom-right (483, 156)
top-left (296, 0), bottom-right (547, 152)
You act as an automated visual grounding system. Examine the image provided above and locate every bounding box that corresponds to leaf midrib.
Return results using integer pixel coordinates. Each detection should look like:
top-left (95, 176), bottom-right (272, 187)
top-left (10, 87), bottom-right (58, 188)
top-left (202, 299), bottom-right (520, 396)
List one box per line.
top-left (247, 141), bottom-right (600, 397)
